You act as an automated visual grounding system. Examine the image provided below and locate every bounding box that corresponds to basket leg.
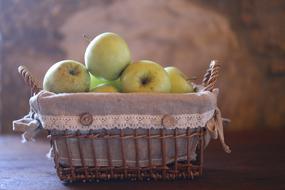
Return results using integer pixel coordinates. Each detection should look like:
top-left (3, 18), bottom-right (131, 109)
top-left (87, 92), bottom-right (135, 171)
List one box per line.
top-left (76, 131), bottom-right (88, 180)
top-left (90, 130), bottom-right (98, 179)
top-left (134, 129), bottom-right (141, 180)
top-left (147, 129), bottom-right (153, 179)
top-left (64, 130), bottom-right (76, 181)
top-left (51, 138), bottom-right (62, 180)
top-left (120, 129), bottom-right (127, 178)
top-left (199, 128), bottom-right (205, 175)
top-left (174, 129), bottom-right (178, 179)
top-left (160, 129), bottom-right (167, 179)
top-left (105, 130), bottom-right (114, 179)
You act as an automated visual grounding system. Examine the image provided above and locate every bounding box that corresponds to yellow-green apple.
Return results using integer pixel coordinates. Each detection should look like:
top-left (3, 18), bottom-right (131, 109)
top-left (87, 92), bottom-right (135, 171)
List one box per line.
top-left (164, 66), bottom-right (194, 93)
top-left (121, 60), bottom-right (171, 93)
top-left (85, 32), bottom-right (131, 80)
top-left (43, 60), bottom-right (90, 93)
top-left (90, 84), bottom-right (119, 93)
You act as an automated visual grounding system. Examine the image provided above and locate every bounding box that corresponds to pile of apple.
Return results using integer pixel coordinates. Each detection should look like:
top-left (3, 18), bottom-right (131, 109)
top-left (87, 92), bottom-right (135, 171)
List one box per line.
top-left (43, 32), bottom-right (194, 93)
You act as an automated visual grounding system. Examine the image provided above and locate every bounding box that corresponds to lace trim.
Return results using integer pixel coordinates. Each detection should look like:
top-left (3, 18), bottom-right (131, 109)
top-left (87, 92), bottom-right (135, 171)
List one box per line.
top-left (40, 109), bottom-right (215, 130)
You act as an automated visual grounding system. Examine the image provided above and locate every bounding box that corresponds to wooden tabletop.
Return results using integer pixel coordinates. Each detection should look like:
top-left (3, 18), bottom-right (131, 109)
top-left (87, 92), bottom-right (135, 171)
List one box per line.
top-left (1, 129), bottom-right (285, 190)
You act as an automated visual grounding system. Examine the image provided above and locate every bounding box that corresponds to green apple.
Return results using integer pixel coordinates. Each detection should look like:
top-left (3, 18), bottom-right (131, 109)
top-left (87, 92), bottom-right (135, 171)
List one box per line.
top-left (89, 73), bottom-right (107, 90)
top-left (90, 73), bottom-right (122, 91)
top-left (120, 60), bottom-right (171, 93)
top-left (164, 66), bottom-right (194, 93)
top-left (90, 84), bottom-right (119, 93)
top-left (85, 32), bottom-right (131, 80)
top-left (43, 60), bottom-right (90, 93)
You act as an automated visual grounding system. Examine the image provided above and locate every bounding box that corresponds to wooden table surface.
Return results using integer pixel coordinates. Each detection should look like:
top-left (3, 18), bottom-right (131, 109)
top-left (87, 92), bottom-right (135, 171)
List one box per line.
top-left (1, 129), bottom-right (285, 190)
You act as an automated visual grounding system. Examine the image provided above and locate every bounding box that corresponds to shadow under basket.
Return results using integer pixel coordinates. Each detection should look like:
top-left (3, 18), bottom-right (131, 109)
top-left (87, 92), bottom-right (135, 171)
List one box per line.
top-left (50, 128), bottom-right (205, 182)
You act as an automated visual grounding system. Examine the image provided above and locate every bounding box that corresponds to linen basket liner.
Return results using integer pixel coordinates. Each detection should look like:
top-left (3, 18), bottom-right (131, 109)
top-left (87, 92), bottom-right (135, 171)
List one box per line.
top-left (13, 89), bottom-right (230, 167)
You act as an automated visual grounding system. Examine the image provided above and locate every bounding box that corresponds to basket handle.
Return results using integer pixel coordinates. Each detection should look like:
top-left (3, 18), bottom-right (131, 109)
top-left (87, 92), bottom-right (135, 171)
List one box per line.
top-left (202, 60), bottom-right (221, 91)
top-left (18, 66), bottom-right (41, 95)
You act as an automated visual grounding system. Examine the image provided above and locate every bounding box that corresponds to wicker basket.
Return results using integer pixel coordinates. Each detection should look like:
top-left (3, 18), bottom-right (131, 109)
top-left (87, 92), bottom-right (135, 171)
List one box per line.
top-left (17, 61), bottom-right (221, 182)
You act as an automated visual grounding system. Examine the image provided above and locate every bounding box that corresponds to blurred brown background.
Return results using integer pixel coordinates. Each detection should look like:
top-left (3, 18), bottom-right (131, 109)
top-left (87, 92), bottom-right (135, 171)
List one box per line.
top-left (0, 0), bottom-right (284, 134)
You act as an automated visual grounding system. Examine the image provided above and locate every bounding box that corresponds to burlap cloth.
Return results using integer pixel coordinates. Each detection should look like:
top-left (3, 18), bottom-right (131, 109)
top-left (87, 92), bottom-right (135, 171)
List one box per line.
top-left (13, 89), bottom-right (230, 167)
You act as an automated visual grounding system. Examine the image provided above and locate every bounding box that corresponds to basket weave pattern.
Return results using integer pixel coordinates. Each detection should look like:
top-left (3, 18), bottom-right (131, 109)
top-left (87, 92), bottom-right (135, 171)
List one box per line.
top-left (50, 128), bottom-right (204, 181)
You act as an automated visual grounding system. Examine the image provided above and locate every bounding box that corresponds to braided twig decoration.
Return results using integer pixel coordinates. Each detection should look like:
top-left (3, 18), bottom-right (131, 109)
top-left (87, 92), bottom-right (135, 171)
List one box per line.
top-left (203, 60), bottom-right (221, 92)
top-left (202, 66), bottom-right (212, 86)
top-left (18, 66), bottom-right (41, 94)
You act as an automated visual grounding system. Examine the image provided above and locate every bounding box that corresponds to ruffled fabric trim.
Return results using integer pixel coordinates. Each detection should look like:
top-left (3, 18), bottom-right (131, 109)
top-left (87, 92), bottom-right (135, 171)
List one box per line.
top-left (40, 109), bottom-right (215, 130)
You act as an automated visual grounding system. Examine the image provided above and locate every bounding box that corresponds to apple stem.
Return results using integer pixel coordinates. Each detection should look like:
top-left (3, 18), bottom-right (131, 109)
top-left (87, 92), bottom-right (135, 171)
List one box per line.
top-left (83, 34), bottom-right (92, 42)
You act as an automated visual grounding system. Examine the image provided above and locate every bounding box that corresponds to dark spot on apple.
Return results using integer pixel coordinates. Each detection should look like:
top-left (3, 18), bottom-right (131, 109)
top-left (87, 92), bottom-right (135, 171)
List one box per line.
top-left (69, 68), bottom-right (79, 75)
